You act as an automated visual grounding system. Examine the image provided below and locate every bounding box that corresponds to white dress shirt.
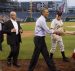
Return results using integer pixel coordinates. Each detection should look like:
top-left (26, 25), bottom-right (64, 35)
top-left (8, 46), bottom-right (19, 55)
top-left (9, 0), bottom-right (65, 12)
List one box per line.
top-left (11, 19), bottom-right (18, 35)
top-left (35, 15), bottom-right (54, 36)
top-left (0, 23), bottom-right (2, 31)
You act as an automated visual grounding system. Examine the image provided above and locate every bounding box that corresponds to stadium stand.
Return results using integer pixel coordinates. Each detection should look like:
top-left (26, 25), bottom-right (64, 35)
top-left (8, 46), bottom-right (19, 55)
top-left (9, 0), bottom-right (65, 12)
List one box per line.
top-left (0, 1), bottom-right (75, 22)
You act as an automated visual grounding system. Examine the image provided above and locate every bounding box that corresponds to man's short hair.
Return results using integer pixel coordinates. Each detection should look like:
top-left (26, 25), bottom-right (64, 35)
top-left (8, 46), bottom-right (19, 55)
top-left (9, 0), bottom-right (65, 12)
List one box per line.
top-left (10, 11), bottom-right (16, 16)
top-left (40, 8), bottom-right (48, 15)
top-left (56, 11), bottom-right (62, 16)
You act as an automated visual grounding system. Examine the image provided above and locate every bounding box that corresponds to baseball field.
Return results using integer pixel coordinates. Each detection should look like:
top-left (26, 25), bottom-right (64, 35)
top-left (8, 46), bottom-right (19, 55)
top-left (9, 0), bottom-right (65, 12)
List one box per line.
top-left (0, 22), bottom-right (75, 71)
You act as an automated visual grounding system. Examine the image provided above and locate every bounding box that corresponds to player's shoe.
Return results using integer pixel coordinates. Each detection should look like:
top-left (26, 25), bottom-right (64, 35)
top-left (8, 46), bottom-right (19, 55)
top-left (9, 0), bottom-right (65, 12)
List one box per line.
top-left (63, 57), bottom-right (69, 62)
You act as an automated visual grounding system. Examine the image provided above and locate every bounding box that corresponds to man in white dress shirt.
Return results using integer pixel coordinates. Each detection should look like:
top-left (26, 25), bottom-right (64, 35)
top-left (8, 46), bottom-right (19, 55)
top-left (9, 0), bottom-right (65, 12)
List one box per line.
top-left (28, 8), bottom-right (61, 71)
top-left (49, 11), bottom-right (69, 62)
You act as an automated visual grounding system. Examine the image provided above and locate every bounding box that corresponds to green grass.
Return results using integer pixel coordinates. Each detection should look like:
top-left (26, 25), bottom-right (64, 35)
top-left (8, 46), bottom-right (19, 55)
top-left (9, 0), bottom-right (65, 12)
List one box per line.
top-left (0, 22), bottom-right (75, 60)
top-left (21, 22), bottom-right (35, 31)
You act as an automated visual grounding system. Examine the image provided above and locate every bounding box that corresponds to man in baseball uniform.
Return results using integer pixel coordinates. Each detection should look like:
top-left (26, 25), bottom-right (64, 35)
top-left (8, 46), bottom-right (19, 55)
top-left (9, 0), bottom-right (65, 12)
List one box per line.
top-left (49, 11), bottom-right (69, 62)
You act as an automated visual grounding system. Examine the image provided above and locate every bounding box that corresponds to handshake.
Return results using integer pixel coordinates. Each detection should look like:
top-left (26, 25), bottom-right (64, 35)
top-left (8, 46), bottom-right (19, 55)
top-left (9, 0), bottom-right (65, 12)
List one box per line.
top-left (53, 27), bottom-right (65, 36)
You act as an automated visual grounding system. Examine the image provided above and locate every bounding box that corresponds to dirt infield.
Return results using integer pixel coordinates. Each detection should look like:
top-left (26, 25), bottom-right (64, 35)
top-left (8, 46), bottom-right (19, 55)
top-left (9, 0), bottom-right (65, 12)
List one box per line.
top-left (0, 58), bottom-right (75, 71)
top-left (22, 31), bottom-right (33, 37)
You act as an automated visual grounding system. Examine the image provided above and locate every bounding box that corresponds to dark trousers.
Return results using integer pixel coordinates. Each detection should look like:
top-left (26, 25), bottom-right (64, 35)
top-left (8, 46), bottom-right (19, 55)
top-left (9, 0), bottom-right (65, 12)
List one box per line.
top-left (28, 36), bottom-right (57, 71)
top-left (0, 31), bottom-right (3, 51)
top-left (0, 42), bottom-right (2, 51)
top-left (7, 43), bottom-right (20, 64)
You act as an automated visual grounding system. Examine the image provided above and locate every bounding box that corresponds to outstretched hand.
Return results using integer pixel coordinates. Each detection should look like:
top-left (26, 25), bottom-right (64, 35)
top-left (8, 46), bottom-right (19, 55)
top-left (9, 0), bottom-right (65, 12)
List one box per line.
top-left (64, 31), bottom-right (75, 35)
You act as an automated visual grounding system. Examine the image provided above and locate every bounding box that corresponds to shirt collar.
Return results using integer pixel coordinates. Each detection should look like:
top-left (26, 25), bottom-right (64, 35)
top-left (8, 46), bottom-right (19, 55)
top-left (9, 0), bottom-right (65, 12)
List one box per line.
top-left (10, 18), bottom-right (16, 22)
top-left (41, 15), bottom-right (46, 21)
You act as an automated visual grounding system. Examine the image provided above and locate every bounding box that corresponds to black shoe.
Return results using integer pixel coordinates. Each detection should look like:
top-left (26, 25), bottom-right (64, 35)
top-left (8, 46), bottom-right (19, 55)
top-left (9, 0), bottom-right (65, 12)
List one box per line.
top-left (7, 58), bottom-right (12, 66)
top-left (63, 57), bottom-right (69, 62)
top-left (7, 61), bottom-right (11, 66)
top-left (13, 63), bottom-right (21, 68)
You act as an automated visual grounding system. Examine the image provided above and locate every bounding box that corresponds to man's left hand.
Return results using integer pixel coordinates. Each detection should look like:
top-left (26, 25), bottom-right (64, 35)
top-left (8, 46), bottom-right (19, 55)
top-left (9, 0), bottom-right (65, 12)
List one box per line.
top-left (20, 29), bottom-right (23, 33)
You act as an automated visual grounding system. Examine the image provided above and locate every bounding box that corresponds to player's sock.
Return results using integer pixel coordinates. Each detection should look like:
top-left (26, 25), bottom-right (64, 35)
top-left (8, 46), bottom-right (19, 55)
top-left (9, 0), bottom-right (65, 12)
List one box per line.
top-left (50, 53), bottom-right (53, 59)
top-left (61, 51), bottom-right (69, 62)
